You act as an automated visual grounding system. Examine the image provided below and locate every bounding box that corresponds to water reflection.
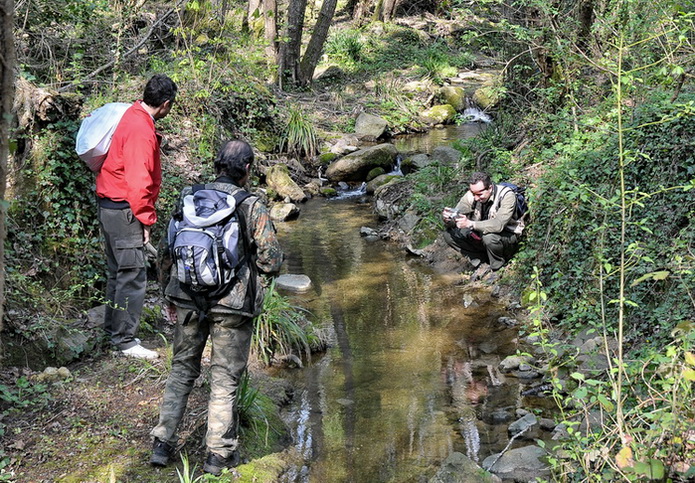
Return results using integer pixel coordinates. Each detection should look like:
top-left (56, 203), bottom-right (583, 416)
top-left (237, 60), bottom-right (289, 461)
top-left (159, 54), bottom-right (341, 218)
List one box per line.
top-left (275, 199), bottom-right (519, 482)
top-left (393, 123), bottom-right (486, 155)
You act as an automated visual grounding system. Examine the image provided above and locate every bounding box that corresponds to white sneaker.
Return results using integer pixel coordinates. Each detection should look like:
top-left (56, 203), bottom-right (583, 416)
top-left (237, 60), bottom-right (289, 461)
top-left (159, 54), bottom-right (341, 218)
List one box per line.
top-left (121, 344), bottom-right (159, 360)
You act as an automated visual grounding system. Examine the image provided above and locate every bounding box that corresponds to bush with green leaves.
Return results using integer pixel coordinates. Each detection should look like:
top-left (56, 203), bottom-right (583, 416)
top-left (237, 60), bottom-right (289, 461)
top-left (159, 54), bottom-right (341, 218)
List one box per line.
top-left (252, 280), bottom-right (316, 367)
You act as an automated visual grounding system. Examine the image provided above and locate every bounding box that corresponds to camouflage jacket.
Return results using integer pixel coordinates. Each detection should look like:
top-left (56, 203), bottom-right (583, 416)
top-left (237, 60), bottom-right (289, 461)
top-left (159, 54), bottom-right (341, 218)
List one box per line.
top-left (158, 179), bottom-right (283, 317)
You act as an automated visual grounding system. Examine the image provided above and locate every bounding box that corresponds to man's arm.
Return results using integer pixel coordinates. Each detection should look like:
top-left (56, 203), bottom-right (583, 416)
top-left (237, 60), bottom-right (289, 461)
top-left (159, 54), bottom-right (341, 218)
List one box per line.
top-left (454, 191), bottom-right (475, 215)
top-left (250, 201), bottom-right (284, 275)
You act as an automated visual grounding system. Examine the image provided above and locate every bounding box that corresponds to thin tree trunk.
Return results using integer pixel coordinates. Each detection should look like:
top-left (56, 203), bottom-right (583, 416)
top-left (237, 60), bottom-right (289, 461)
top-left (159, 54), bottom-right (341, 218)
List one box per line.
top-left (279, 0), bottom-right (307, 88)
top-left (382, 0), bottom-right (397, 21)
top-left (0, 0), bottom-right (14, 334)
top-left (246, 0), bottom-right (261, 34)
top-left (263, 0), bottom-right (278, 61)
top-left (299, 0), bottom-right (338, 85)
top-left (352, 0), bottom-right (372, 24)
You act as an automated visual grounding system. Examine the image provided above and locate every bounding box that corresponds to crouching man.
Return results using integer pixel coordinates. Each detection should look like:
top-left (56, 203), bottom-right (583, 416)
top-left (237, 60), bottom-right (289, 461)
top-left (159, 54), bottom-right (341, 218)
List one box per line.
top-left (443, 171), bottom-right (525, 276)
top-left (150, 140), bottom-right (283, 475)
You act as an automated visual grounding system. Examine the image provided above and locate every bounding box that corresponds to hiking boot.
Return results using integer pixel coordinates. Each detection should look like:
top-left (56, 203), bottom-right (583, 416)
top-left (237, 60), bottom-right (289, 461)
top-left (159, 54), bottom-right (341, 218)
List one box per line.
top-left (203, 451), bottom-right (240, 475)
top-left (121, 344), bottom-right (159, 360)
top-left (150, 438), bottom-right (174, 467)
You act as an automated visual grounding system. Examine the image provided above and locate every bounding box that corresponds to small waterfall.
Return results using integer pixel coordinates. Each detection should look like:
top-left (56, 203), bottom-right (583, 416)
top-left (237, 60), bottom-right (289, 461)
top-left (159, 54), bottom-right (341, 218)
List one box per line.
top-left (333, 181), bottom-right (367, 200)
top-left (387, 154), bottom-right (404, 176)
top-left (461, 98), bottom-right (492, 124)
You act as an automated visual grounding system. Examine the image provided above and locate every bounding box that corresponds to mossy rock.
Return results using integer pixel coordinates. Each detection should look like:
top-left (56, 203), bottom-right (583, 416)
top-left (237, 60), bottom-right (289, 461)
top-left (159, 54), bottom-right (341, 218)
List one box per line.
top-left (320, 187), bottom-right (337, 197)
top-left (318, 152), bottom-right (339, 164)
top-left (440, 86), bottom-right (466, 111)
top-left (366, 167), bottom-right (386, 181)
top-left (419, 104), bottom-right (457, 124)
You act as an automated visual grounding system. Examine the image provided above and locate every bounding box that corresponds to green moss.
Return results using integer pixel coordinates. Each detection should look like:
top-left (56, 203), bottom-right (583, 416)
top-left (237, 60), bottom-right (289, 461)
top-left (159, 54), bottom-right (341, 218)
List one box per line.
top-left (366, 167), bottom-right (386, 181)
top-left (319, 152), bottom-right (339, 164)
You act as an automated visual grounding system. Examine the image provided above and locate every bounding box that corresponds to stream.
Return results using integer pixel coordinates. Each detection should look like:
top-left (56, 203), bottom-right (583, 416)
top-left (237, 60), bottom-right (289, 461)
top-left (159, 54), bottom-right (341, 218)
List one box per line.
top-left (273, 190), bottom-right (524, 482)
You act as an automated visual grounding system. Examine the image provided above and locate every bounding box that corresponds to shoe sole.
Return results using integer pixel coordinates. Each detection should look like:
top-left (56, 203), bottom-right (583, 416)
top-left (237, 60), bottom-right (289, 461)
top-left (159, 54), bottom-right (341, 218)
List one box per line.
top-left (150, 454), bottom-right (169, 467)
top-left (203, 463), bottom-right (222, 476)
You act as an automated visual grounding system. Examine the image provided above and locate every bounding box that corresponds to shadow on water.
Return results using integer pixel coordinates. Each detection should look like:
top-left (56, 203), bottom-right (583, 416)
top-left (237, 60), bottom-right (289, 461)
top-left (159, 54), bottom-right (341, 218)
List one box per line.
top-left (274, 198), bottom-right (524, 482)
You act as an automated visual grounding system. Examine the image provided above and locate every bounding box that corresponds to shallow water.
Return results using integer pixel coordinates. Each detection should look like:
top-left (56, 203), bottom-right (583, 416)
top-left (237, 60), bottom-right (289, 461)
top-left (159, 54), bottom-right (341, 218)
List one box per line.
top-left (393, 123), bottom-right (486, 155)
top-left (275, 198), bottom-right (524, 482)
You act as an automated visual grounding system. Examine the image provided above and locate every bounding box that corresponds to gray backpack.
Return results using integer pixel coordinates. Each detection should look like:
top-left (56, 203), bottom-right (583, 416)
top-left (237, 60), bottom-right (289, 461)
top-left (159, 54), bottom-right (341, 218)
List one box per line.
top-left (167, 186), bottom-right (252, 318)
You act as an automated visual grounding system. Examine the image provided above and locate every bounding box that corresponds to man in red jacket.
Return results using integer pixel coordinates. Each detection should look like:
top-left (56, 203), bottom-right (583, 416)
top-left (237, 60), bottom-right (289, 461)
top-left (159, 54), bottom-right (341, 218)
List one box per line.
top-left (96, 74), bottom-right (177, 359)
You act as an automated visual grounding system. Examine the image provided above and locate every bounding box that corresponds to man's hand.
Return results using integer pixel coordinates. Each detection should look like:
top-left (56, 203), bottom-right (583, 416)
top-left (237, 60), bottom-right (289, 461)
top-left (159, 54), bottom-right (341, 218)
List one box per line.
top-left (165, 303), bottom-right (177, 323)
top-left (143, 225), bottom-right (151, 245)
top-left (456, 214), bottom-right (473, 229)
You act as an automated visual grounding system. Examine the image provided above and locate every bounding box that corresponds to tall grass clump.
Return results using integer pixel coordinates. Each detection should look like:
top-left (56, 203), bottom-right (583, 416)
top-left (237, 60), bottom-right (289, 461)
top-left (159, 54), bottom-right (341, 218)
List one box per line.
top-left (324, 28), bottom-right (365, 65)
top-left (252, 280), bottom-right (315, 366)
top-left (279, 106), bottom-right (319, 157)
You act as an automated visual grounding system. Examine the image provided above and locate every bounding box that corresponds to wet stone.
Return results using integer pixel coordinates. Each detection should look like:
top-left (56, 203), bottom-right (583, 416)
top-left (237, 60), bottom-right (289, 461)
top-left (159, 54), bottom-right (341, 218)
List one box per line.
top-left (275, 274), bottom-right (312, 293)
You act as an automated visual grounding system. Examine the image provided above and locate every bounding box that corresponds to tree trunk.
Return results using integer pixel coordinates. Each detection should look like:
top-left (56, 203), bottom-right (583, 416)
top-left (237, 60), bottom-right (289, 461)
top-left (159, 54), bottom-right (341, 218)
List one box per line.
top-left (263, 0), bottom-right (278, 62)
top-left (278, 0), bottom-right (307, 88)
top-left (0, 0), bottom-right (14, 334)
top-left (382, 0), bottom-right (397, 21)
top-left (352, 0), bottom-right (372, 24)
top-left (299, 0), bottom-right (338, 85)
top-left (245, 0), bottom-right (262, 35)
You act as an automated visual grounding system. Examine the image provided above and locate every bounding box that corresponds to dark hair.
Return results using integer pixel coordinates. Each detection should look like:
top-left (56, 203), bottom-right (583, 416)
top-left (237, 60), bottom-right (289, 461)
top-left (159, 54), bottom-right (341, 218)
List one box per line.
top-left (143, 74), bottom-right (178, 108)
top-left (215, 140), bottom-right (254, 182)
top-left (468, 171), bottom-right (492, 188)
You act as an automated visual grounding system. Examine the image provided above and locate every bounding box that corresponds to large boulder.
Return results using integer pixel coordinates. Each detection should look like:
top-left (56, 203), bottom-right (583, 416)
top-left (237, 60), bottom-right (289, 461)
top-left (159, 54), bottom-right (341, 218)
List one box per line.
top-left (325, 143), bottom-right (398, 182)
top-left (440, 86), bottom-right (466, 111)
top-left (266, 164), bottom-right (307, 202)
top-left (354, 112), bottom-right (389, 140)
top-left (419, 104), bottom-right (457, 124)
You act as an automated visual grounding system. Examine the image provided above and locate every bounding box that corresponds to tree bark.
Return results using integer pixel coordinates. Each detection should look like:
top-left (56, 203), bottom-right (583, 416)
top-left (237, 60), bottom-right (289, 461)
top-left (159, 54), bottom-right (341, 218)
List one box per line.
top-left (382, 0), bottom-right (397, 21)
top-left (299, 0), bottom-right (338, 85)
top-left (245, 0), bottom-right (262, 34)
top-left (278, 0), bottom-right (308, 88)
top-left (352, 0), bottom-right (372, 25)
top-left (263, 0), bottom-right (278, 62)
top-left (0, 0), bottom-right (14, 333)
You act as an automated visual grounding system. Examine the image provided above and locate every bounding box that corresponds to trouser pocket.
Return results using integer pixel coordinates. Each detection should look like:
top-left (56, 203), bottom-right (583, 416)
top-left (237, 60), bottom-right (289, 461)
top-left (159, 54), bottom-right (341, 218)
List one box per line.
top-left (115, 236), bottom-right (145, 269)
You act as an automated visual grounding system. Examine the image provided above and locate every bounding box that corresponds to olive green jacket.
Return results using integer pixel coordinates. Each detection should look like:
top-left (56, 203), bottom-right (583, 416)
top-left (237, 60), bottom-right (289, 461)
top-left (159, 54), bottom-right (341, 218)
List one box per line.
top-left (454, 184), bottom-right (525, 235)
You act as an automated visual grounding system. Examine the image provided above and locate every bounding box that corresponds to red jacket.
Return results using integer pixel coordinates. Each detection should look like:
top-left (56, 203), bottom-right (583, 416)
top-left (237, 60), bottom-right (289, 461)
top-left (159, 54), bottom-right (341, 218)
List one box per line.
top-left (96, 101), bottom-right (162, 226)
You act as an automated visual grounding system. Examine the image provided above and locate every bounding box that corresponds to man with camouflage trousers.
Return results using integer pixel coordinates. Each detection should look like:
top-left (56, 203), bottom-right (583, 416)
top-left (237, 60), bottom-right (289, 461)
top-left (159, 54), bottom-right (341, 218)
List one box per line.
top-left (150, 140), bottom-right (283, 476)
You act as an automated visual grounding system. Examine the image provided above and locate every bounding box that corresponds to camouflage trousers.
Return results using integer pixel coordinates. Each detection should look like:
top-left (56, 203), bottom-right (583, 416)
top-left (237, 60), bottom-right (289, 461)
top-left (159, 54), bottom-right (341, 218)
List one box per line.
top-left (151, 306), bottom-right (253, 458)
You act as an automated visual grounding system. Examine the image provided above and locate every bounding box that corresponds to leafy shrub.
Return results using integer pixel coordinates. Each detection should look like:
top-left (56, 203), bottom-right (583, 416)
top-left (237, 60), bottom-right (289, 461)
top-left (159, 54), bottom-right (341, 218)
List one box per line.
top-left (252, 280), bottom-right (316, 366)
top-left (325, 29), bottom-right (365, 64)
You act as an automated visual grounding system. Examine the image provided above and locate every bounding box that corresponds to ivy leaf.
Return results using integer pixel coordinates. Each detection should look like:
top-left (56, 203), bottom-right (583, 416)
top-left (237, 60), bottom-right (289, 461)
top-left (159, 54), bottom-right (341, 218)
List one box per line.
top-left (616, 446), bottom-right (634, 469)
top-left (597, 394), bottom-right (614, 412)
top-left (685, 352), bottom-right (695, 367)
top-left (683, 369), bottom-right (695, 382)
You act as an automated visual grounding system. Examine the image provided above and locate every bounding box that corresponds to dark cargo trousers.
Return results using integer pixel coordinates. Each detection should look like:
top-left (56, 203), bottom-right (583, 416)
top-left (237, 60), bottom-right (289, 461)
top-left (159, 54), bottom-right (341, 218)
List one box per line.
top-left (444, 227), bottom-right (519, 271)
top-left (151, 307), bottom-right (253, 458)
top-left (98, 207), bottom-right (146, 351)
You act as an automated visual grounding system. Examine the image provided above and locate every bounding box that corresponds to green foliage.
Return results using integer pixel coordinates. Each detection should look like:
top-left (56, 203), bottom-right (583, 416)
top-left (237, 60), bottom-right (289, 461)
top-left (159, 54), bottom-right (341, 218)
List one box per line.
top-left (6, 117), bottom-right (104, 310)
top-left (404, 163), bottom-right (463, 247)
top-left (252, 280), bottom-right (315, 367)
top-left (324, 29), bottom-right (365, 65)
top-left (176, 453), bottom-right (203, 483)
top-left (279, 106), bottom-right (319, 157)
top-left (0, 377), bottom-right (53, 412)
